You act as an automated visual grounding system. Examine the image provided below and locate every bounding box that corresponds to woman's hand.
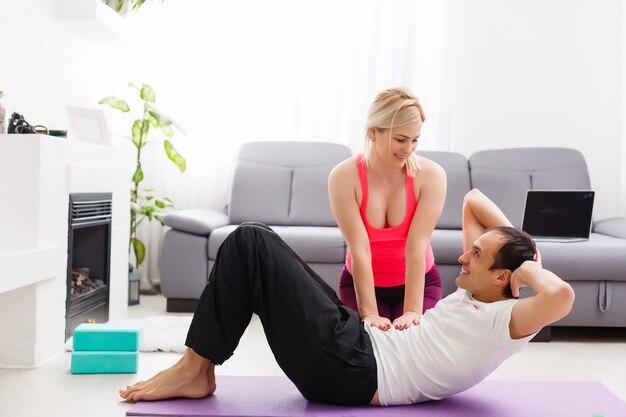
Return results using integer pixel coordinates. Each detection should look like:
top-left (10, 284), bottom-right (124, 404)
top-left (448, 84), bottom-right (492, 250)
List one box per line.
top-left (363, 314), bottom-right (392, 331)
top-left (392, 312), bottom-right (421, 330)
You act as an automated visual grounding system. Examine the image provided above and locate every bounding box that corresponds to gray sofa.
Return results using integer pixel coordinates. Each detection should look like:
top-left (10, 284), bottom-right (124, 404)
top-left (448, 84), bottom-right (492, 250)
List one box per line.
top-left (425, 148), bottom-right (626, 329)
top-left (160, 144), bottom-right (626, 332)
top-left (160, 142), bottom-right (351, 312)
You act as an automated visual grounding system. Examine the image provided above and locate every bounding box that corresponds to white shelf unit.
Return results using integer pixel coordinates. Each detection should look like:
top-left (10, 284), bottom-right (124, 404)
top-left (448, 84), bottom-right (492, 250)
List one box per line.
top-left (56, 0), bottom-right (131, 41)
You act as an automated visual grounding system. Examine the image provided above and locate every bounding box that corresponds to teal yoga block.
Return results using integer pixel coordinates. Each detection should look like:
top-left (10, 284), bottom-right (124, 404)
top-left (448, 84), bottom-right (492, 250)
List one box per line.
top-left (71, 351), bottom-right (139, 374)
top-left (73, 323), bottom-right (143, 351)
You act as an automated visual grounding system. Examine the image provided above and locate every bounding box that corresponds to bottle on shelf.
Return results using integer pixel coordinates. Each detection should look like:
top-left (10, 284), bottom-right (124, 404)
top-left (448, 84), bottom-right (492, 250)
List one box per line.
top-left (0, 91), bottom-right (7, 134)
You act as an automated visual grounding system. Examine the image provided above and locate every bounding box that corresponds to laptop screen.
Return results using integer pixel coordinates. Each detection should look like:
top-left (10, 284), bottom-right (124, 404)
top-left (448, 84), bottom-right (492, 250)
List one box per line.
top-left (522, 191), bottom-right (595, 239)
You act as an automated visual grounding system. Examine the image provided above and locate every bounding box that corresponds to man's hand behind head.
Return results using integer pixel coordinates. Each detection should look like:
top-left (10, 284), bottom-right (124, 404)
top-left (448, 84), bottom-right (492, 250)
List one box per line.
top-left (510, 259), bottom-right (543, 298)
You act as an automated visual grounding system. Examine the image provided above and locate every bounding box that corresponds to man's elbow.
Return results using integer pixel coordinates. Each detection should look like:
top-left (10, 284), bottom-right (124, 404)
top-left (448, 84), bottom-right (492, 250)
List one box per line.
top-left (554, 282), bottom-right (576, 318)
top-left (464, 188), bottom-right (485, 201)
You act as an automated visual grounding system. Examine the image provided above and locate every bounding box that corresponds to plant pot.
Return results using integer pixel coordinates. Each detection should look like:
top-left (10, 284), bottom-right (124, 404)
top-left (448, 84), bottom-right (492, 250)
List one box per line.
top-left (128, 264), bottom-right (141, 305)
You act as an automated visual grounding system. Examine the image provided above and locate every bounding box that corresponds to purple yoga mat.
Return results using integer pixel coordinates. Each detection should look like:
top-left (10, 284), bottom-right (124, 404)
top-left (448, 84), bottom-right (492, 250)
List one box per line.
top-left (127, 376), bottom-right (626, 417)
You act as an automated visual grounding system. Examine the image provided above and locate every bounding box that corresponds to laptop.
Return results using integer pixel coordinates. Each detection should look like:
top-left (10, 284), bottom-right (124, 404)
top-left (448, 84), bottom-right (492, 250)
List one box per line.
top-left (521, 190), bottom-right (595, 242)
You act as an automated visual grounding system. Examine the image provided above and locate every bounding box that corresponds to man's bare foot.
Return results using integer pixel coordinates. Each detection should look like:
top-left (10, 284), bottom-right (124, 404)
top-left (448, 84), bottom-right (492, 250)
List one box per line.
top-left (119, 348), bottom-right (217, 402)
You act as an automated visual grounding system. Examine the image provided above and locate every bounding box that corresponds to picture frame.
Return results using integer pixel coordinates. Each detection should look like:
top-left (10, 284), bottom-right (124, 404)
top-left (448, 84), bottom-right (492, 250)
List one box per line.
top-left (67, 106), bottom-right (111, 146)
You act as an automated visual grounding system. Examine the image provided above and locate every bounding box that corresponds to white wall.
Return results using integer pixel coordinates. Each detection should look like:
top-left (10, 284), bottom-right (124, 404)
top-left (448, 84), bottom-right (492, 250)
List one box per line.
top-left (447, 0), bottom-right (623, 220)
top-left (0, 1), bottom-right (146, 145)
top-left (1, 2), bottom-right (623, 220)
top-left (0, 1), bottom-right (142, 357)
top-left (1, 1), bottom-right (625, 294)
top-left (622, 1), bottom-right (626, 217)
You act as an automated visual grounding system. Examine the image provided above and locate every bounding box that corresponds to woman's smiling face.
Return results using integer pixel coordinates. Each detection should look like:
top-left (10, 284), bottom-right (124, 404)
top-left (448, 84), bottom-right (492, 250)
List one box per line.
top-left (370, 121), bottom-right (421, 168)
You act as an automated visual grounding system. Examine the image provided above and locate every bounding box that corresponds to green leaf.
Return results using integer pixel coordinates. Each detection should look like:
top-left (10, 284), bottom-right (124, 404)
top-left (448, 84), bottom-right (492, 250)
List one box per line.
top-left (141, 84), bottom-right (156, 103)
top-left (148, 107), bottom-right (174, 129)
top-left (145, 196), bottom-right (154, 201)
top-left (132, 120), bottom-right (149, 148)
top-left (161, 124), bottom-right (174, 138)
top-left (132, 166), bottom-right (144, 184)
top-left (132, 0), bottom-right (147, 11)
top-left (164, 197), bottom-right (173, 204)
top-left (154, 214), bottom-right (165, 226)
top-left (142, 188), bottom-right (155, 192)
top-left (155, 200), bottom-right (166, 209)
top-left (146, 111), bottom-right (159, 128)
top-left (147, 108), bottom-right (161, 122)
top-left (159, 113), bottom-right (173, 125)
top-left (130, 202), bottom-right (142, 213)
top-left (131, 237), bottom-right (146, 267)
top-left (98, 97), bottom-right (130, 112)
top-left (140, 206), bottom-right (155, 222)
top-left (164, 140), bottom-right (187, 172)
top-left (173, 121), bottom-right (187, 135)
top-left (128, 82), bottom-right (140, 91)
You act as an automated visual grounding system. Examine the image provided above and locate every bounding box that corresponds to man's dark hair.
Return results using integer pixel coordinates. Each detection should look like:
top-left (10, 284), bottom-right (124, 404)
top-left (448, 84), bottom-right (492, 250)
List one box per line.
top-left (488, 226), bottom-right (537, 298)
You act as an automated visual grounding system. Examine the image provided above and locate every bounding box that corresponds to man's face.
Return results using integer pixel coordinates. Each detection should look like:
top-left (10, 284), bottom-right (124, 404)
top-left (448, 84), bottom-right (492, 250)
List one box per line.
top-left (455, 230), bottom-right (505, 296)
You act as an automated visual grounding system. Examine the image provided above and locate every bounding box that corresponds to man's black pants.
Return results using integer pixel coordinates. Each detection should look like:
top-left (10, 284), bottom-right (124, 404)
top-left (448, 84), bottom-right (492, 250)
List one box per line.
top-left (185, 223), bottom-right (378, 406)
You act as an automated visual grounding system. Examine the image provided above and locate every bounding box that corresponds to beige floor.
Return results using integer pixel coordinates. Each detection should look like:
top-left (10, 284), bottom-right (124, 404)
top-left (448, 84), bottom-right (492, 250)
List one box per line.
top-left (1, 295), bottom-right (625, 417)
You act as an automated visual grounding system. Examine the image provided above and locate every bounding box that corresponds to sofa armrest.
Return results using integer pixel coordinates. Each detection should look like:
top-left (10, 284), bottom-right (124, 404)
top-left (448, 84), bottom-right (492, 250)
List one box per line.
top-left (593, 217), bottom-right (626, 239)
top-left (164, 209), bottom-right (229, 236)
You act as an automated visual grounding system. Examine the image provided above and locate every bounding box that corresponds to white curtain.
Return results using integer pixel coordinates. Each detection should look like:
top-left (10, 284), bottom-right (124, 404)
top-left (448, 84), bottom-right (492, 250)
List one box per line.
top-left (130, 0), bottom-right (451, 286)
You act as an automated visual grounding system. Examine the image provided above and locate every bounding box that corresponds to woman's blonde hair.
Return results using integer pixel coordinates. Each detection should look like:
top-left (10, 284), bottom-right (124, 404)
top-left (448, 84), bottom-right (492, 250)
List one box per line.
top-left (365, 87), bottom-right (425, 176)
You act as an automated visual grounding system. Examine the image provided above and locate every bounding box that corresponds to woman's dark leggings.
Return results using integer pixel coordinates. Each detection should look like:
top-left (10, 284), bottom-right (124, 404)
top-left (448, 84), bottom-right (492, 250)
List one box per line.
top-left (338, 265), bottom-right (442, 320)
top-left (185, 223), bottom-right (378, 406)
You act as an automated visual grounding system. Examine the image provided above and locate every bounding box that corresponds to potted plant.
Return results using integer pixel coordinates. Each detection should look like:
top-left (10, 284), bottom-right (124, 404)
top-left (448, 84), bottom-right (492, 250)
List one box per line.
top-left (106, 0), bottom-right (165, 14)
top-left (100, 82), bottom-right (186, 295)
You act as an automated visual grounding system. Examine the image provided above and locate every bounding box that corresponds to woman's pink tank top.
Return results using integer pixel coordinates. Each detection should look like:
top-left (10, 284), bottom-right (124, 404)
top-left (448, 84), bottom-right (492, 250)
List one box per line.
top-left (345, 154), bottom-right (435, 287)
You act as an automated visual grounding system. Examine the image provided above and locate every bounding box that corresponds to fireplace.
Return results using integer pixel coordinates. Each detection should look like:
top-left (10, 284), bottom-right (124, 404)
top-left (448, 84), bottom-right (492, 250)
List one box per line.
top-left (65, 193), bottom-right (113, 340)
top-left (0, 135), bottom-right (129, 368)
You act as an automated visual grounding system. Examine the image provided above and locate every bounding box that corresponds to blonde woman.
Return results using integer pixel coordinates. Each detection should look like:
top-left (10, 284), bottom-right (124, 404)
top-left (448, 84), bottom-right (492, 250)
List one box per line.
top-left (329, 87), bottom-right (447, 331)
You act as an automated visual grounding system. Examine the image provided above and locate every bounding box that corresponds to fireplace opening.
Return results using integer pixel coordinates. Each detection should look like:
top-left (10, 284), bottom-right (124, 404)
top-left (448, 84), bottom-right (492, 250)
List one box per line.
top-left (65, 193), bottom-right (112, 340)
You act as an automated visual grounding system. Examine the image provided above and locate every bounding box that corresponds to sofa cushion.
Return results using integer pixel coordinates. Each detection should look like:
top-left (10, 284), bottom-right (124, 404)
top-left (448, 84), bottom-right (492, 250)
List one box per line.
top-left (469, 169), bottom-right (531, 228)
top-left (228, 142), bottom-right (351, 226)
top-left (229, 161), bottom-right (293, 225)
top-left (469, 147), bottom-right (589, 172)
top-left (289, 164), bottom-right (337, 226)
top-left (530, 168), bottom-right (591, 190)
top-left (469, 148), bottom-right (591, 228)
top-left (163, 209), bottom-right (229, 236)
top-left (430, 229), bottom-right (464, 265)
top-left (432, 232), bottom-right (626, 284)
top-left (594, 217), bottom-right (626, 239)
top-left (208, 225), bottom-right (346, 264)
top-left (416, 151), bottom-right (470, 230)
top-left (534, 233), bottom-right (626, 282)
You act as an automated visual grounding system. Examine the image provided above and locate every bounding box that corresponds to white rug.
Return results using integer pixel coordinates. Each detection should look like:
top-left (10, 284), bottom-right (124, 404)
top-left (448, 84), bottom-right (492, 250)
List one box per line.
top-left (65, 315), bottom-right (192, 353)
top-left (65, 314), bottom-right (283, 375)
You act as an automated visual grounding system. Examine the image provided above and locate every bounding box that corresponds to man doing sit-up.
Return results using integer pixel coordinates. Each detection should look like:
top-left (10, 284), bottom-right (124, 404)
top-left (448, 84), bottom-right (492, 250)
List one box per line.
top-left (120, 189), bottom-right (575, 406)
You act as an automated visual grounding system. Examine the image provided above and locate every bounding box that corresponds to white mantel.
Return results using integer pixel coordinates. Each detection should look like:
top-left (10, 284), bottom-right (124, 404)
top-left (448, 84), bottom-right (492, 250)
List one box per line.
top-left (0, 134), bottom-right (131, 368)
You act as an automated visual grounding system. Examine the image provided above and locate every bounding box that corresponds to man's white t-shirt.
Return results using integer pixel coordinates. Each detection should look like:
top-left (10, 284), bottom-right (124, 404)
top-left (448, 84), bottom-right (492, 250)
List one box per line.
top-left (364, 288), bottom-right (536, 405)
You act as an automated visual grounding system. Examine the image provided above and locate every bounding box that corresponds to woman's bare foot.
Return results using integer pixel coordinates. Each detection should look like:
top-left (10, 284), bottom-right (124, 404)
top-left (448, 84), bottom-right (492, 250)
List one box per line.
top-left (119, 348), bottom-right (217, 402)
